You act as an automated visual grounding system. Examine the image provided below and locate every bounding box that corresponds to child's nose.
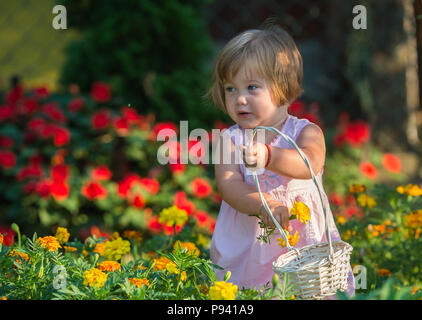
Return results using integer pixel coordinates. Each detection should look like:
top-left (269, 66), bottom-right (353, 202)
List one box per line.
top-left (236, 95), bottom-right (247, 105)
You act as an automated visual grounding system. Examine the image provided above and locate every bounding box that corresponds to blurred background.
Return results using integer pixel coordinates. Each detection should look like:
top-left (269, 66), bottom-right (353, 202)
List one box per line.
top-left (0, 0), bottom-right (421, 238)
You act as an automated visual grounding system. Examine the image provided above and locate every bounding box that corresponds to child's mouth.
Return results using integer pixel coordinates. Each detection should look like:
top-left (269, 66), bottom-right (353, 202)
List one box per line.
top-left (238, 112), bottom-right (252, 118)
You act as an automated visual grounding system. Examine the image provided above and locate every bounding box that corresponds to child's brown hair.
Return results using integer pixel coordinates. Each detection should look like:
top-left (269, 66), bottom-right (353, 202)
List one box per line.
top-left (206, 23), bottom-right (303, 113)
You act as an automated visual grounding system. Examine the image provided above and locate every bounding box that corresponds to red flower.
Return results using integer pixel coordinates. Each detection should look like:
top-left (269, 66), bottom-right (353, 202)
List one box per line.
top-left (36, 179), bottom-right (52, 198)
top-left (121, 106), bottom-right (145, 125)
top-left (17, 165), bottom-right (43, 181)
top-left (91, 82), bottom-right (111, 103)
top-left (147, 216), bottom-right (163, 234)
top-left (6, 85), bottom-right (23, 105)
top-left (28, 117), bottom-right (47, 133)
top-left (131, 193), bottom-right (146, 209)
top-left (382, 153), bottom-right (401, 174)
top-left (0, 150), bottom-right (16, 169)
top-left (289, 100), bottom-right (306, 117)
top-left (68, 97), bottom-right (84, 112)
top-left (90, 226), bottom-right (110, 240)
top-left (193, 210), bottom-right (211, 228)
top-left (34, 86), bottom-right (49, 99)
top-left (163, 223), bottom-right (183, 236)
top-left (139, 178), bottom-right (160, 195)
top-left (191, 178), bottom-right (212, 199)
top-left (0, 226), bottom-right (16, 246)
top-left (81, 181), bottom-right (108, 200)
top-left (344, 121), bottom-right (370, 147)
top-left (174, 191), bottom-right (195, 215)
top-left (213, 120), bottom-right (230, 131)
top-left (42, 124), bottom-right (70, 146)
top-left (42, 102), bottom-right (66, 122)
top-left (50, 180), bottom-right (70, 201)
top-left (0, 135), bottom-right (14, 148)
top-left (329, 192), bottom-right (344, 206)
top-left (19, 98), bottom-right (38, 116)
top-left (113, 116), bottom-right (130, 136)
top-left (0, 105), bottom-right (14, 121)
top-left (92, 165), bottom-right (112, 181)
top-left (52, 164), bottom-right (69, 182)
top-left (91, 110), bottom-right (111, 130)
top-left (151, 122), bottom-right (178, 140)
top-left (359, 161), bottom-right (378, 180)
top-left (169, 162), bottom-right (185, 175)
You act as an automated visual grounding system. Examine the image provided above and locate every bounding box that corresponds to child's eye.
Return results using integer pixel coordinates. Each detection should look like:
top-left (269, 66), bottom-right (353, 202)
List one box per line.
top-left (248, 85), bottom-right (258, 90)
top-left (225, 87), bottom-right (235, 93)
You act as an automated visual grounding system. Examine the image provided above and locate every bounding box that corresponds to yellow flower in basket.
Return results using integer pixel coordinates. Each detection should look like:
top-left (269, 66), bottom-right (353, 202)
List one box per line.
top-left (277, 230), bottom-right (300, 248)
top-left (290, 201), bottom-right (311, 224)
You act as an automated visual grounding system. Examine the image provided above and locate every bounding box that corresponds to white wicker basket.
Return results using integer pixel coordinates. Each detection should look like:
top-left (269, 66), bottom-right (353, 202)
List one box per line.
top-left (248, 126), bottom-right (353, 300)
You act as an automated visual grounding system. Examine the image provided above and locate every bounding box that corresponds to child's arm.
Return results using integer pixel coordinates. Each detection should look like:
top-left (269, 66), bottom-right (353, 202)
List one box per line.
top-left (243, 123), bottom-right (326, 180)
top-left (215, 133), bottom-right (290, 230)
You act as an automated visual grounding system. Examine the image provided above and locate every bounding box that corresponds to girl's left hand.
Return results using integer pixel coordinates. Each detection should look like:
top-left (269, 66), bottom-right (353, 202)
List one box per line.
top-left (240, 142), bottom-right (268, 170)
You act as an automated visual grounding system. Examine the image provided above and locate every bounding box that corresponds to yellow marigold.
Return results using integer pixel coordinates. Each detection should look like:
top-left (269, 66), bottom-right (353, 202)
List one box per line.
top-left (337, 216), bottom-right (346, 225)
top-left (411, 287), bottom-right (419, 295)
top-left (64, 246), bottom-right (77, 253)
top-left (98, 261), bottom-right (121, 272)
top-left (165, 263), bottom-right (187, 281)
top-left (103, 237), bottom-right (130, 261)
top-left (397, 184), bottom-right (422, 196)
top-left (377, 268), bottom-right (391, 277)
top-left (129, 277), bottom-right (150, 288)
top-left (123, 230), bottom-right (142, 242)
top-left (407, 185), bottom-right (422, 196)
top-left (93, 243), bottom-right (106, 255)
top-left (357, 194), bottom-right (376, 209)
top-left (290, 201), bottom-right (310, 224)
top-left (0, 233), bottom-right (3, 245)
top-left (342, 229), bottom-right (356, 241)
top-left (110, 232), bottom-right (120, 241)
top-left (349, 184), bottom-right (366, 194)
top-left (404, 211), bottom-right (422, 229)
top-left (158, 205), bottom-right (188, 227)
top-left (55, 227), bottom-right (70, 244)
top-left (173, 241), bottom-right (200, 256)
top-left (277, 230), bottom-right (300, 248)
top-left (209, 281), bottom-right (238, 300)
top-left (196, 234), bottom-right (209, 247)
top-left (83, 268), bottom-right (108, 288)
top-left (9, 249), bottom-right (30, 264)
top-left (1, 296), bottom-right (6, 300)
top-left (36, 236), bottom-right (61, 251)
top-left (153, 256), bottom-right (173, 271)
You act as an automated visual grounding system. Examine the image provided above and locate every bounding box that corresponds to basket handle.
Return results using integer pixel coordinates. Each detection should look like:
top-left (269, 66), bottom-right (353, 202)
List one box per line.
top-left (247, 126), bottom-right (334, 258)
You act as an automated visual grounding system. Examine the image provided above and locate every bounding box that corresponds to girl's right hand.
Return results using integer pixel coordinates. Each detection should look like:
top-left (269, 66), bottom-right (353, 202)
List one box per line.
top-left (259, 200), bottom-right (292, 232)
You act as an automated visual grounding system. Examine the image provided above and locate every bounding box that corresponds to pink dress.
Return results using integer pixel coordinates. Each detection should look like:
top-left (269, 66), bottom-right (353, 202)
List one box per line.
top-left (210, 114), bottom-right (355, 296)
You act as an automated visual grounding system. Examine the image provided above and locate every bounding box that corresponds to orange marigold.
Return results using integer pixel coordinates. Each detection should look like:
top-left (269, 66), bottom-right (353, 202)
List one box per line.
top-left (36, 236), bottom-right (61, 251)
top-left (173, 241), bottom-right (200, 256)
top-left (9, 249), bottom-right (30, 264)
top-left (98, 261), bottom-right (121, 272)
top-left (129, 277), bottom-right (150, 288)
top-left (152, 256), bottom-right (173, 271)
top-left (377, 268), bottom-right (391, 277)
top-left (93, 243), bottom-right (106, 255)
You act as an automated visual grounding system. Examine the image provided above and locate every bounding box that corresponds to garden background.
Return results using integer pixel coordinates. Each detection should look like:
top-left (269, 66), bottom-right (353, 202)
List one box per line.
top-left (0, 0), bottom-right (422, 300)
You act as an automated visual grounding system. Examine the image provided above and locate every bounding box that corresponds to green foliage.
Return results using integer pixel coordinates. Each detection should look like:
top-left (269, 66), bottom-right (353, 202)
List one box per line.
top-left (0, 227), bottom-right (296, 300)
top-left (57, 0), bottom-right (224, 129)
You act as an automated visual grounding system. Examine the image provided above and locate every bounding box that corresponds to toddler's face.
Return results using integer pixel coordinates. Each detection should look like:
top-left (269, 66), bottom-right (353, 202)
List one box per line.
top-left (223, 65), bottom-right (284, 129)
